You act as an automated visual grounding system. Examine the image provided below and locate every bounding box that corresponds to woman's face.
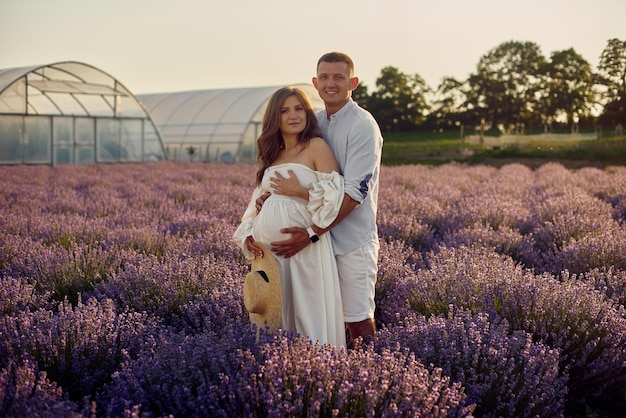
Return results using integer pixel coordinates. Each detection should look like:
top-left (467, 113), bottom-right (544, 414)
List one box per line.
top-left (279, 95), bottom-right (307, 137)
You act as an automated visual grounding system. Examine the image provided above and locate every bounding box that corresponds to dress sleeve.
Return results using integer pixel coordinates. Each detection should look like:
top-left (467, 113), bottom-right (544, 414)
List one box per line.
top-left (307, 171), bottom-right (344, 229)
top-left (233, 185), bottom-right (263, 259)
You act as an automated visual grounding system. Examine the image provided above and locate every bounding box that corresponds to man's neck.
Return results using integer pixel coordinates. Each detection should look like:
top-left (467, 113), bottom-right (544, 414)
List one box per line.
top-left (325, 99), bottom-right (350, 118)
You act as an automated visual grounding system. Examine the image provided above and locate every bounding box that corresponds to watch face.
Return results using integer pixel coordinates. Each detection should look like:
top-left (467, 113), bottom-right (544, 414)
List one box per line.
top-left (311, 235), bottom-right (320, 243)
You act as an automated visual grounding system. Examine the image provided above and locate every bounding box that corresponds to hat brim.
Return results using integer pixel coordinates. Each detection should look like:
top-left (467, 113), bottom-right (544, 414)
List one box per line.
top-left (243, 242), bottom-right (282, 332)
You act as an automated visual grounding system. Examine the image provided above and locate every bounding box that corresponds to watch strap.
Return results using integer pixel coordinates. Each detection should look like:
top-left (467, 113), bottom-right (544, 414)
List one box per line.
top-left (306, 226), bottom-right (319, 243)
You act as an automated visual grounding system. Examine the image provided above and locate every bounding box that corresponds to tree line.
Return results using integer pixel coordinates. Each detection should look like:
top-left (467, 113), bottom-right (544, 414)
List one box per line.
top-left (354, 39), bottom-right (626, 134)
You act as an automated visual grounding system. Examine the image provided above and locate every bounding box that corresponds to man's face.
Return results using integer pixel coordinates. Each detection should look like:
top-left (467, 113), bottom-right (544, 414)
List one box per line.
top-left (313, 61), bottom-right (358, 112)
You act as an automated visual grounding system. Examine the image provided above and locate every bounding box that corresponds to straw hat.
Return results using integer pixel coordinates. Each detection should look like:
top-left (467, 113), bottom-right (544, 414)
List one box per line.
top-left (243, 242), bottom-right (282, 333)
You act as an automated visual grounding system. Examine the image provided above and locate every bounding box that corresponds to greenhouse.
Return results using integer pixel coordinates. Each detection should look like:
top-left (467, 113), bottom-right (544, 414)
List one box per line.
top-left (0, 61), bottom-right (166, 165)
top-left (138, 84), bottom-right (323, 164)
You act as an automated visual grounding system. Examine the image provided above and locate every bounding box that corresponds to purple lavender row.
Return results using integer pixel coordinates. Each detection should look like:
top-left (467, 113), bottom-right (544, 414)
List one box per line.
top-left (1, 161), bottom-right (625, 417)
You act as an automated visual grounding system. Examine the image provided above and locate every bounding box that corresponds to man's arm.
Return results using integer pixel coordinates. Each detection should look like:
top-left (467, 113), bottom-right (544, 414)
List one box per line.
top-left (271, 193), bottom-right (359, 258)
top-left (314, 193), bottom-right (360, 235)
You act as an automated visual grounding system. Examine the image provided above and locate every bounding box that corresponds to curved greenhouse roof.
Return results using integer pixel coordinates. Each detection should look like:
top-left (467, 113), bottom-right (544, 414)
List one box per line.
top-left (0, 61), bottom-right (166, 165)
top-left (138, 84), bottom-right (324, 164)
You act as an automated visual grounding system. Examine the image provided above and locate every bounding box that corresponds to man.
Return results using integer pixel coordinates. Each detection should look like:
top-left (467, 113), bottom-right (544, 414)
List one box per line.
top-left (268, 52), bottom-right (383, 345)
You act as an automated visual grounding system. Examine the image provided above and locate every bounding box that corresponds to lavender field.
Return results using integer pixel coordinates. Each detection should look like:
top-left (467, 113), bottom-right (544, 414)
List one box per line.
top-left (1, 161), bottom-right (626, 417)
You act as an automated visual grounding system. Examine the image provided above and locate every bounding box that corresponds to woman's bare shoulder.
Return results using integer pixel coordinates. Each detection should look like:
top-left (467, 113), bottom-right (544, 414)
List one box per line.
top-left (308, 137), bottom-right (338, 172)
top-left (309, 136), bottom-right (331, 149)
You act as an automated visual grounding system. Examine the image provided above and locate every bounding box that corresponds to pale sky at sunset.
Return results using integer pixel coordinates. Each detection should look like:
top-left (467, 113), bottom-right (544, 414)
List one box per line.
top-left (1, 0), bottom-right (625, 95)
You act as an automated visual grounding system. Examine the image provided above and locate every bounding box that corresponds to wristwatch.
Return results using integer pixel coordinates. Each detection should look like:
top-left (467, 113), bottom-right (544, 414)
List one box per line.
top-left (306, 226), bottom-right (320, 243)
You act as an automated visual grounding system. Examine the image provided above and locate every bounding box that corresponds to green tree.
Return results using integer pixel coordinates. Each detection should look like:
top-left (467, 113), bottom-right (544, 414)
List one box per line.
top-left (466, 41), bottom-right (547, 129)
top-left (542, 48), bottom-right (596, 131)
top-left (428, 77), bottom-right (462, 127)
top-left (367, 66), bottom-right (430, 132)
top-left (426, 76), bottom-right (474, 130)
top-left (352, 82), bottom-right (370, 110)
top-left (597, 38), bottom-right (626, 125)
top-left (186, 145), bottom-right (197, 162)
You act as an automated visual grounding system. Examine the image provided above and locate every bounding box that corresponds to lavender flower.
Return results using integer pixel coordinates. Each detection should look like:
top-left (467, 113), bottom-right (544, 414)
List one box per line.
top-left (0, 359), bottom-right (79, 417)
top-left (407, 245), bottom-right (626, 411)
top-left (2, 161), bottom-right (625, 417)
top-left (376, 309), bottom-right (567, 417)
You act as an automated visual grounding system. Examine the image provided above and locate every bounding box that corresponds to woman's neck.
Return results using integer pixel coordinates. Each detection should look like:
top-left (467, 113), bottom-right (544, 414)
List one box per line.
top-left (282, 134), bottom-right (298, 150)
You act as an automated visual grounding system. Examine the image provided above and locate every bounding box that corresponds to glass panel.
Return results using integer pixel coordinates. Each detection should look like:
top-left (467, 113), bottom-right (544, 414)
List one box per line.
top-left (209, 134), bottom-right (240, 146)
top-left (75, 118), bottom-right (94, 144)
top-left (53, 62), bottom-right (114, 87)
top-left (28, 79), bottom-right (119, 95)
top-left (207, 143), bottom-right (238, 163)
top-left (179, 144), bottom-right (206, 162)
top-left (186, 123), bottom-right (217, 135)
top-left (97, 118), bottom-right (120, 162)
top-left (54, 145), bottom-right (72, 165)
top-left (143, 123), bottom-right (164, 161)
top-left (239, 122), bottom-right (260, 164)
top-left (161, 125), bottom-right (189, 137)
top-left (238, 142), bottom-right (256, 164)
top-left (75, 94), bottom-right (114, 117)
top-left (0, 115), bottom-right (23, 163)
top-left (75, 146), bottom-right (95, 165)
top-left (53, 117), bottom-right (73, 144)
top-left (165, 144), bottom-right (183, 161)
top-left (144, 142), bottom-right (165, 161)
top-left (102, 95), bottom-right (116, 114)
top-left (34, 66), bottom-right (82, 83)
top-left (179, 134), bottom-right (206, 144)
top-left (200, 145), bottom-right (211, 162)
top-left (0, 77), bottom-right (26, 114)
top-left (46, 92), bottom-right (87, 116)
top-left (214, 122), bottom-right (247, 134)
top-left (28, 92), bottom-right (61, 115)
top-left (250, 102), bottom-right (266, 123)
top-left (189, 145), bottom-right (201, 162)
top-left (166, 94), bottom-right (216, 124)
top-left (118, 95), bottom-right (146, 118)
top-left (120, 119), bottom-right (142, 162)
top-left (26, 72), bottom-right (44, 82)
top-left (144, 122), bottom-right (159, 142)
top-left (24, 116), bottom-right (51, 163)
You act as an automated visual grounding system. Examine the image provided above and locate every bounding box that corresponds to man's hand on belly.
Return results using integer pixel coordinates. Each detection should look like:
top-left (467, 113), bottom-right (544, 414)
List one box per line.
top-left (271, 227), bottom-right (310, 258)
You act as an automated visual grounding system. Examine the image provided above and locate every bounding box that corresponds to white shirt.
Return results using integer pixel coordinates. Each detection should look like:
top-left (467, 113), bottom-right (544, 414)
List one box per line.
top-left (316, 99), bottom-right (383, 255)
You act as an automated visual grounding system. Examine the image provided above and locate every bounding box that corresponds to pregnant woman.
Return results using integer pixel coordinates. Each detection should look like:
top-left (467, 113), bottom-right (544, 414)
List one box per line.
top-left (234, 86), bottom-right (345, 349)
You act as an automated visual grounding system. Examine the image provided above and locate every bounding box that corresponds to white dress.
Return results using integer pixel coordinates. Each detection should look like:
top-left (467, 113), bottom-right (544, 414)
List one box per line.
top-left (234, 163), bottom-right (346, 349)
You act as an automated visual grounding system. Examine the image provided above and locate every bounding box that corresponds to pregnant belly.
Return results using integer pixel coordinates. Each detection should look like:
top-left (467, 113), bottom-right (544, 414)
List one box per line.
top-left (253, 199), bottom-right (309, 243)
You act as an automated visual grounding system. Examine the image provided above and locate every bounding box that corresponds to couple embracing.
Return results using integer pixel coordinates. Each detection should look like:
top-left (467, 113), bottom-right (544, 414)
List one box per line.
top-left (234, 52), bottom-right (383, 350)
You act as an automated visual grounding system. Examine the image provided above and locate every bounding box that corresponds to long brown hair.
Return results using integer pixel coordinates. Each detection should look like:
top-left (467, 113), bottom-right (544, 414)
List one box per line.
top-left (255, 87), bottom-right (321, 185)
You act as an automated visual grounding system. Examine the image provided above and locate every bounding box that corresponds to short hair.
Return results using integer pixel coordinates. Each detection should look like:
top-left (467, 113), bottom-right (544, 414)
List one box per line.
top-left (317, 52), bottom-right (354, 76)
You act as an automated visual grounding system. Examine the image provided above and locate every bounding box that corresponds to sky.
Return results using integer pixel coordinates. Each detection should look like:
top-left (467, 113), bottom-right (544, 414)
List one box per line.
top-left (1, 0), bottom-right (625, 95)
